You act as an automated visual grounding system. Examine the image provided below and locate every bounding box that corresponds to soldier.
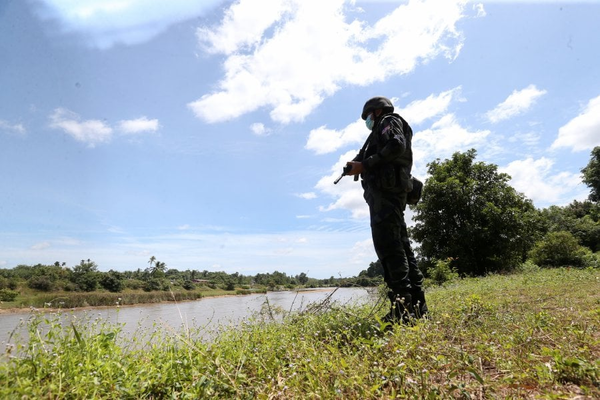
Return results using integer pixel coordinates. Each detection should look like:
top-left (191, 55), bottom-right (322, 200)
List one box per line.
top-left (345, 96), bottom-right (427, 323)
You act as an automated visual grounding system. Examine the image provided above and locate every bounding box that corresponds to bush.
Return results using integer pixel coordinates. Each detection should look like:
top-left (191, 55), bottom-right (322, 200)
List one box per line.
top-left (124, 279), bottom-right (145, 290)
top-left (528, 231), bottom-right (589, 268)
top-left (426, 258), bottom-right (459, 286)
top-left (27, 276), bottom-right (54, 291)
top-left (100, 273), bottom-right (124, 293)
top-left (182, 280), bottom-right (195, 290)
top-left (0, 288), bottom-right (19, 301)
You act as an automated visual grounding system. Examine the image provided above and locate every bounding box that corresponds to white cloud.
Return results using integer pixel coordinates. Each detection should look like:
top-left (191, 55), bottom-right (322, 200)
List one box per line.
top-left (297, 192), bottom-right (317, 200)
top-left (398, 87), bottom-right (461, 126)
top-left (0, 120), bottom-right (26, 135)
top-left (500, 157), bottom-right (584, 207)
top-left (49, 108), bottom-right (113, 147)
top-left (412, 113), bottom-right (490, 176)
top-left (118, 117), bottom-right (159, 134)
top-left (33, 0), bottom-right (225, 49)
top-left (189, 0), bottom-right (471, 124)
top-left (31, 241), bottom-right (51, 250)
top-left (486, 84), bottom-right (547, 123)
top-left (551, 95), bottom-right (600, 152)
top-left (250, 123), bottom-right (271, 136)
top-left (315, 150), bottom-right (370, 219)
top-left (305, 119), bottom-right (366, 155)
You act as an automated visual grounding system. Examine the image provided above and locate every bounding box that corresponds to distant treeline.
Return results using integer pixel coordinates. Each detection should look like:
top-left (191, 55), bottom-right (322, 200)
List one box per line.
top-left (0, 257), bottom-right (384, 303)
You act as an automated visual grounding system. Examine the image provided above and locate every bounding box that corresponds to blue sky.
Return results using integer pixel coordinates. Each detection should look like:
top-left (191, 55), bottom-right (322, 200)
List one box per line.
top-left (1, 0), bottom-right (599, 278)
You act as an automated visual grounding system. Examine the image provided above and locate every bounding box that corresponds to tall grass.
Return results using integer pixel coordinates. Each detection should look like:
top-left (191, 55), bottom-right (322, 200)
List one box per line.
top-left (1, 268), bottom-right (598, 399)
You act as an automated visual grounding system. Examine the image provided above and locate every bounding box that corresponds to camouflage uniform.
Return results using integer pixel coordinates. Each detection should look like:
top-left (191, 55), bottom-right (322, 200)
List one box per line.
top-left (355, 97), bottom-right (427, 321)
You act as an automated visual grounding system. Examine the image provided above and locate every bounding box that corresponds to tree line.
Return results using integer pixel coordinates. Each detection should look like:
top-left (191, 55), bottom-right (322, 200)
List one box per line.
top-left (0, 257), bottom-right (371, 302)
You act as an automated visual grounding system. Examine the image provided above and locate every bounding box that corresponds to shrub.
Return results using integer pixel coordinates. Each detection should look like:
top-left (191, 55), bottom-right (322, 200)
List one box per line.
top-left (182, 280), bottom-right (195, 290)
top-left (0, 288), bottom-right (19, 301)
top-left (427, 258), bottom-right (459, 286)
top-left (528, 231), bottom-right (589, 268)
top-left (27, 276), bottom-right (54, 291)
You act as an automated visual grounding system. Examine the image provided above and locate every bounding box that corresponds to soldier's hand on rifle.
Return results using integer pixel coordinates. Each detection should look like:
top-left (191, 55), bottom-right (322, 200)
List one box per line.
top-left (346, 161), bottom-right (363, 176)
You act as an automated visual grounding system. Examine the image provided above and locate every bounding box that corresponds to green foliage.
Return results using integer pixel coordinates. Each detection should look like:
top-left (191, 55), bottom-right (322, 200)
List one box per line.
top-left (581, 146), bottom-right (600, 202)
top-left (0, 288), bottom-right (19, 301)
top-left (412, 149), bottom-right (542, 276)
top-left (528, 231), bottom-right (591, 268)
top-left (71, 259), bottom-right (100, 292)
top-left (540, 201), bottom-right (600, 252)
top-left (425, 258), bottom-right (460, 286)
top-left (99, 270), bottom-right (124, 293)
top-left (27, 275), bottom-right (55, 291)
top-left (1, 268), bottom-right (598, 398)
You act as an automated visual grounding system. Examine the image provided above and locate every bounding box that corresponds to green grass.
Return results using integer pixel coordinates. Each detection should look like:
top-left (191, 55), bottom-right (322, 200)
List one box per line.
top-left (2, 268), bottom-right (598, 399)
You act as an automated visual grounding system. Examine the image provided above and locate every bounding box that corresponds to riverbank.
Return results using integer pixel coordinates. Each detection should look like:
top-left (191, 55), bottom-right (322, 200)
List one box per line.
top-left (2, 268), bottom-right (598, 398)
top-left (0, 286), bottom-right (338, 315)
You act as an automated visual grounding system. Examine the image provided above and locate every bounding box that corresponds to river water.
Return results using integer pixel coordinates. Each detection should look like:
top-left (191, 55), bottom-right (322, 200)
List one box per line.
top-left (1, 287), bottom-right (377, 345)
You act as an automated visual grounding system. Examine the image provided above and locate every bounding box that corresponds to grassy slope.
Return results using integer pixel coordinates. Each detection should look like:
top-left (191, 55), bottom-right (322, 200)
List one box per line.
top-left (1, 268), bottom-right (598, 399)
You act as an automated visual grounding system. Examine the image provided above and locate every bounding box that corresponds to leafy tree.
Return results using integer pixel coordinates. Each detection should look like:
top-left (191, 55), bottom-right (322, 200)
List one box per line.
top-left (581, 146), bottom-right (600, 202)
top-left (71, 259), bottom-right (99, 292)
top-left (100, 270), bottom-right (124, 293)
top-left (296, 272), bottom-right (309, 285)
top-left (540, 202), bottom-right (600, 252)
top-left (412, 149), bottom-right (542, 276)
top-left (359, 261), bottom-right (384, 278)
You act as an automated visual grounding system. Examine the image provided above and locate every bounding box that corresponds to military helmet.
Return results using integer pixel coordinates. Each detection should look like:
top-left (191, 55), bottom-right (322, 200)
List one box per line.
top-left (361, 96), bottom-right (394, 120)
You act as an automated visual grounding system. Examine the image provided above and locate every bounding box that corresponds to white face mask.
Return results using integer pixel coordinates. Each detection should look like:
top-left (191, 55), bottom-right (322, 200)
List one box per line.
top-left (365, 114), bottom-right (375, 130)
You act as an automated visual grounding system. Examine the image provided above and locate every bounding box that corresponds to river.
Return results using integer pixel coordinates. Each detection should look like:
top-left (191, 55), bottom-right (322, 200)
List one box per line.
top-left (1, 287), bottom-right (377, 345)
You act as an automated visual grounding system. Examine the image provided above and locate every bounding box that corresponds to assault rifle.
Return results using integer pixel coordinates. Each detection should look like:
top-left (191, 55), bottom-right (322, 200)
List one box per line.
top-left (333, 164), bottom-right (359, 185)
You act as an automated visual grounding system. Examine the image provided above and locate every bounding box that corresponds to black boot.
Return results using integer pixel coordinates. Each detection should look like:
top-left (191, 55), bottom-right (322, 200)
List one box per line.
top-left (410, 288), bottom-right (428, 319)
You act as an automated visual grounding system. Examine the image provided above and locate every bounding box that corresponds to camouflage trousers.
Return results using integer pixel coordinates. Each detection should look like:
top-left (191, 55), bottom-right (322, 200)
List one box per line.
top-left (364, 187), bottom-right (423, 294)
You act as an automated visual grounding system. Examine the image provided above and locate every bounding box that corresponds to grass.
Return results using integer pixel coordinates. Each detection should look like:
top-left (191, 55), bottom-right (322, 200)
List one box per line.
top-left (1, 267), bottom-right (598, 399)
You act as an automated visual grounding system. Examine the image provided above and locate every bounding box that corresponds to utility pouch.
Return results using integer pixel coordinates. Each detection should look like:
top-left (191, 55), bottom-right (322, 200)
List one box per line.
top-left (406, 177), bottom-right (423, 205)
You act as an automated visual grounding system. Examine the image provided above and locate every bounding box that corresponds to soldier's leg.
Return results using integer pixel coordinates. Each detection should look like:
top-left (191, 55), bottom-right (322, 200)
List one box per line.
top-left (400, 221), bottom-right (428, 318)
top-left (368, 192), bottom-right (413, 322)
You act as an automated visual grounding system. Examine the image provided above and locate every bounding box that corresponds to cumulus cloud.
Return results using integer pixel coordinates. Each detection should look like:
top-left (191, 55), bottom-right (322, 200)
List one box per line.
top-left (500, 157), bottom-right (584, 207)
top-left (315, 150), bottom-right (369, 219)
top-left (551, 95), bottom-right (600, 152)
top-left (32, 0), bottom-right (225, 49)
top-left (250, 123), bottom-right (271, 136)
top-left (412, 114), bottom-right (490, 176)
top-left (296, 192), bottom-right (317, 200)
top-left (0, 119), bottom-right (26, 135)
top-left (485, 84), bottom-right (547, 123)
top-left (398, 87), bottom-right (461, 126)
top-left (189, 0), bottom-right (471, 124)
top-left (49, 108), bottom-right (159, 146)
top-left (118, 117), bottom-right (159, 134)
top-left (305, 119), bottom-right (366, 155)
top-left (49, 108), bottom-right (113, 147)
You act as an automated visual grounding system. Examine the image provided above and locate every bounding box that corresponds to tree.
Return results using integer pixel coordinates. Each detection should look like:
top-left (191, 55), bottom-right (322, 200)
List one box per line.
top-left (412, 149), bottom-right (542, 276)
top-left (296, 272), bottom-right (309, 285)
top-left (100, 270), bottom-right (124, 293)
top-left (540, 202), bottom-right (600, 252)
top-left (71, 259), bottom-right (99, 292)
top-left (581, 146), bottom-right (600, 202)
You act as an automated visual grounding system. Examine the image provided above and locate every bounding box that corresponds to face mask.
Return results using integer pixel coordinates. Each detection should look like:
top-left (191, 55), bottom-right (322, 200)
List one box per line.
top-left (365, 114), bottom-right (375, 130)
